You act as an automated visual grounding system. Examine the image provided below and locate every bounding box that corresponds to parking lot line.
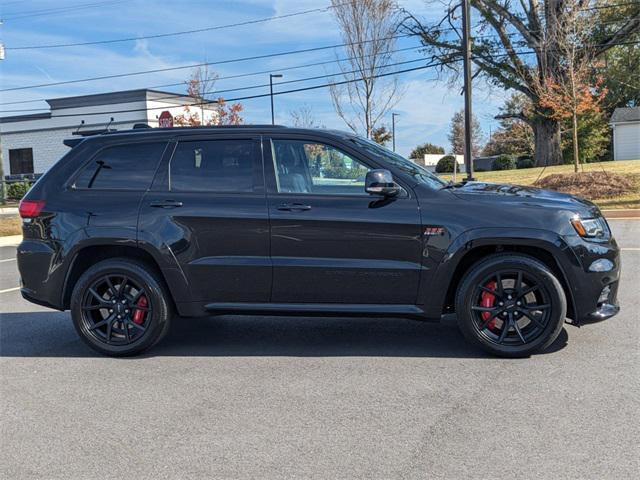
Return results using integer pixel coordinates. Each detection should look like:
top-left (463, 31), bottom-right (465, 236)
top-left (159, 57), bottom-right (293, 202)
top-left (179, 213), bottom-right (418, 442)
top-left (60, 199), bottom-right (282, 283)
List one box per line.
top-left (0, 258), bottom-right (16, 263)
top-left (0, 287), bottom-right (20, 294)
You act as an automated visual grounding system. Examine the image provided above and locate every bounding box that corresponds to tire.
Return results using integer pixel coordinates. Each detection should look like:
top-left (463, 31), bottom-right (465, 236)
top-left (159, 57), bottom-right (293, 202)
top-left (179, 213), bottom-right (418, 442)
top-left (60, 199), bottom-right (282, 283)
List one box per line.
top-left (455, 254), bottom-right (566, 358)
top-left (71, 258), bottom-right (172, 356)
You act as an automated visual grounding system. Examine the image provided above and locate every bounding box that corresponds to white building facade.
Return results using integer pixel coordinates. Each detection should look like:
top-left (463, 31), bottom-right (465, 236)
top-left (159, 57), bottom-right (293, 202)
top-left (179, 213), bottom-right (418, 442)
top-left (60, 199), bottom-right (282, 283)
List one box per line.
top-left (1, 89), bottom-right (219, 176)
top-left (610, 107), bottom-right (640, 161)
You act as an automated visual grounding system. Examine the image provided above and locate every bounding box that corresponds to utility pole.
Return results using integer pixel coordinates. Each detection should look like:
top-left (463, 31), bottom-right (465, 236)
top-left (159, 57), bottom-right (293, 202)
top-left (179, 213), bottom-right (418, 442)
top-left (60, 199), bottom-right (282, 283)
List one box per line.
top-left (391, 113), bottom-right (399, 152)
top-left (269, 74), bottom-right (283, 125)
top-left (461, 0), bottom-right (475, 181)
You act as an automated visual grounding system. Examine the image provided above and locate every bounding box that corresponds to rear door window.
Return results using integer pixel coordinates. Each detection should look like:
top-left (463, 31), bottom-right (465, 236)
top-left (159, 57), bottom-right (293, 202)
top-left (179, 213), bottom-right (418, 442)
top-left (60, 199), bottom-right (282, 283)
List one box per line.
top-left (169, 139), bottom-right (262, 192)
top-left (73, 142), bottom-right (167, 190)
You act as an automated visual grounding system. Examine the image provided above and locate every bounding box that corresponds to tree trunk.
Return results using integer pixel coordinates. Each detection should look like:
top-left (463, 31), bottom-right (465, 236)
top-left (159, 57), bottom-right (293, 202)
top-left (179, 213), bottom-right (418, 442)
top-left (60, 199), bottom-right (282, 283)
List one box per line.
top-left (533, 117), bottom-right (563, 167)
top-left (572, 112), bottom-right (579, 173)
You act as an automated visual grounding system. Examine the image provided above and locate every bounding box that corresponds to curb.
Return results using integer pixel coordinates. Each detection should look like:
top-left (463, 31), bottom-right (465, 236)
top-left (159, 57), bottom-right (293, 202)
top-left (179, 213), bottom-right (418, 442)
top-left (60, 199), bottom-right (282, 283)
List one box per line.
top-left (0, 235), bottom-right (22, 247)
top-left (0, 207), bottom-right (19, 216)
top-left (602, 209), bottom-right (640, 219)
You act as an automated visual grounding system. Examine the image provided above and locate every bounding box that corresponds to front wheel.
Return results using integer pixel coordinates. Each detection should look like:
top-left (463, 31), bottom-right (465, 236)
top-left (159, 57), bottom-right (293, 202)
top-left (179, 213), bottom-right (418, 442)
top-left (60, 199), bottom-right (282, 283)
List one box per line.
top-left (455, 254), bottom-right (566, 357)
top-left (71, 258), bottom-right (172, 356)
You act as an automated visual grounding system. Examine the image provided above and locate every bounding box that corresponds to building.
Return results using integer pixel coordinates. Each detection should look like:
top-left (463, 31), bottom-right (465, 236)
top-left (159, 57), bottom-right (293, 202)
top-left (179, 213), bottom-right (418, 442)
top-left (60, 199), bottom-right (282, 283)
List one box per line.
top-left (1, 89), bottom-right (219, 176)
top-left (610, 107), bottom-right (640, 161)
top-left (417, 154), bottom-right (466, 173)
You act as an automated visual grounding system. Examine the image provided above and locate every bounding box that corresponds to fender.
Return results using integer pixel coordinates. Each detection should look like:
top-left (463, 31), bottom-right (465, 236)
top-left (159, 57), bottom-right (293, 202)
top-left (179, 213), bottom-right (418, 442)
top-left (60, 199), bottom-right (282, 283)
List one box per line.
top-left (136, 229), bottom-right (193, 304)
top-left (421, 227), bottom-right (580, 320)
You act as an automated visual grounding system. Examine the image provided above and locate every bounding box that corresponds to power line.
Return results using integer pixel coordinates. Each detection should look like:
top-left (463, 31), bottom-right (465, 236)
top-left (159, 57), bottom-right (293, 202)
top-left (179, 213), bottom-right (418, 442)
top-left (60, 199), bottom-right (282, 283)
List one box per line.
top-left (0, 56), bottom-right (433, 113)
top-left (0, 33), bottom-right (414, 92)
top-left (5, 38), bottom-right (639, 119)
top-left (6, 3), bottom-right (342, 50)
top-left (0, 0), bottom-right (126, 21)
top-left (2, 38), bottom-right (638, 114)
top-left (0, 45), bottom-right (423, 107)
top-left (1, 60), bottom-right (453, 119)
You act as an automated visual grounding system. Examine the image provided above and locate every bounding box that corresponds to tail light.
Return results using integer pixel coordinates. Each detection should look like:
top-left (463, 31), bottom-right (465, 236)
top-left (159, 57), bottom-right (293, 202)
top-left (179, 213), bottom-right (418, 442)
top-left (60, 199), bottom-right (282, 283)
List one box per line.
top-left (19, 200), bottom-right (45, 218)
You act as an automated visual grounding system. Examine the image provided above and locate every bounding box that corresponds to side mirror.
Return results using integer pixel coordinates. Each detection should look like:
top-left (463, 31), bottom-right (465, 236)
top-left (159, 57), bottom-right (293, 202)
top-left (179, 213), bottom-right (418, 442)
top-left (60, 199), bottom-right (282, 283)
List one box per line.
top-left (365, 169), bottom-right (400, 197)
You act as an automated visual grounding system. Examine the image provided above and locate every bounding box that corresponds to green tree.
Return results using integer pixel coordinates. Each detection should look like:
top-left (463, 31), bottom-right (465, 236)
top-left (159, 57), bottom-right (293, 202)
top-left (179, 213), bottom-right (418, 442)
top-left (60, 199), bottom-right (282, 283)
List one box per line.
top-left (409, 142), bottom-right (445, 160)
top-left (483, 93), bottom-right (535, 157)
top-left (561, 111), bottom-right (610, 164)
top-left (402, 0), bottom-right (640, 167)
top-left (448, 110), bottom-right (483, 158)
top-left (592, 0), bottom-right (640, 111)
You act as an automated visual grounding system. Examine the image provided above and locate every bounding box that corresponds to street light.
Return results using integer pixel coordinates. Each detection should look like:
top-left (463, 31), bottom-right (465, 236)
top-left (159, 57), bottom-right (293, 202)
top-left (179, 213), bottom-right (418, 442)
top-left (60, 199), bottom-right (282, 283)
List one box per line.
top-left (269, 74), bottom-right (283, 125)
top-left (391, 113), bottom-right (399, 152)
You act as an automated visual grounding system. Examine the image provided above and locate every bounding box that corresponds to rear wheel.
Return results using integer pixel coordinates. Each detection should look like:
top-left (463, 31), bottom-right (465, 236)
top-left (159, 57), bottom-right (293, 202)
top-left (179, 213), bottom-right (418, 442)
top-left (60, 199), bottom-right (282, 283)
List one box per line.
top-left (455, 254), bottom-right (566, 357)
top-left (71, 258), bottom-right (172, 356)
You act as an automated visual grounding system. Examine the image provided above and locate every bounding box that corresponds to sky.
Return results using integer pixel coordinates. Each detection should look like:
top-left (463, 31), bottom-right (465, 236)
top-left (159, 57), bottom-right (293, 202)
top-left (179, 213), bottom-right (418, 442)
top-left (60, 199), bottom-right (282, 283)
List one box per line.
top-left (0, 0), bottom-right (508, 157)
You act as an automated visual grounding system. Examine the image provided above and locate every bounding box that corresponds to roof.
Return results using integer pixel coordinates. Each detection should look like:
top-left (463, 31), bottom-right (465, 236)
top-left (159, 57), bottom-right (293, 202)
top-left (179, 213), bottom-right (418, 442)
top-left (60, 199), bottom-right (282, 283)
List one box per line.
top-left (0, 89), bottom-right (210, 124)
top-left (46, 88), bottom-right (198, 110)
top-left (0, 112), bottom-right (51, 124)
top-left (610, 107), bottom-right (640, 124)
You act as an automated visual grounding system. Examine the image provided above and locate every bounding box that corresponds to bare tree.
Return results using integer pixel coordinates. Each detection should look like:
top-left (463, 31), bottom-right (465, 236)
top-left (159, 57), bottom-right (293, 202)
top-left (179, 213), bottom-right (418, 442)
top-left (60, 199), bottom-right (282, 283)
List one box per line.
top-left (329, 0), bottom-right (403, 138)
top-left (402, 0), bottom-right (640, 166)
top-left (186, 65), bottom-right (219, 122)
top-left (289, 104), bottom-right (323, 128)
top-left (175, 66), bottom-right (244, 126)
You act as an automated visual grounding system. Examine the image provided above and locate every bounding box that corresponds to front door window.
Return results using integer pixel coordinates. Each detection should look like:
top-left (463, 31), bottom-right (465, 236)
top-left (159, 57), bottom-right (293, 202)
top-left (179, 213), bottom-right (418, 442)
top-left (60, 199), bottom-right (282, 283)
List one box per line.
top-left (271, 139), bottom-right (370, 195)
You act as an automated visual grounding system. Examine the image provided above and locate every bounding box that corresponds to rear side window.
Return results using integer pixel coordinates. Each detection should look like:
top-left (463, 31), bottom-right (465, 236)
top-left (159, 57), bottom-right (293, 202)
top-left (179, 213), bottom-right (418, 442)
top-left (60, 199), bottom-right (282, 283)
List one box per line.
top-left (73, 142), bottom-right (166, 190)
top-left (169, 139), bottom-right (261, 192)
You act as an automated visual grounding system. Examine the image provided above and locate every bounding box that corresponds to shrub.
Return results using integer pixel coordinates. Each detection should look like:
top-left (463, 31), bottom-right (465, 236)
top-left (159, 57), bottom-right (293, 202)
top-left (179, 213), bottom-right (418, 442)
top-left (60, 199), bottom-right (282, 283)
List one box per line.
top-left (492, 154), bottom-right (516, 171)
top-left (435, 155), bottom-right (460, 173)
top-left (6, 181), bottom-right (30, 200)
top-left (516, 156), bottom-right (535, 169)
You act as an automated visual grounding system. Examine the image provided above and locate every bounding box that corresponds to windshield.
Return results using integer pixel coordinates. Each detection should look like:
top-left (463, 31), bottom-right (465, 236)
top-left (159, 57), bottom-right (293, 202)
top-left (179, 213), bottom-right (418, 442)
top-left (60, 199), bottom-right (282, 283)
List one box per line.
top-left (350, 137), bottom-right (447, 189)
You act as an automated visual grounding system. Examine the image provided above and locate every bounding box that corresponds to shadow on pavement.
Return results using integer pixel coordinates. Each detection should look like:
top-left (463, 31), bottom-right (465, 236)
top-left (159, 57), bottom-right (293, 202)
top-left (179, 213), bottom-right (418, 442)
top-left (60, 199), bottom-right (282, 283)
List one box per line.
top-left (0, 310), bottom-right (568, 358)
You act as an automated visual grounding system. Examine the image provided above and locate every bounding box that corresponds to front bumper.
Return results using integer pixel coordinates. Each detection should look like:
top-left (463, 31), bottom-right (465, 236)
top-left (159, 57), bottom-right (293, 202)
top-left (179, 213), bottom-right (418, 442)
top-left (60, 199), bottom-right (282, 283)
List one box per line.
top-left (563, 234), bottom-right (621, 324)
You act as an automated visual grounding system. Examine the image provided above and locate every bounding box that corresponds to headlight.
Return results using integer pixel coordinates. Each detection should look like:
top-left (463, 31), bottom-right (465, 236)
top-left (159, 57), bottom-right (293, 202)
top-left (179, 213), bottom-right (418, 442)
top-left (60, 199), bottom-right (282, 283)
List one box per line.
top-left (571, 216), bottom-right (609, 239)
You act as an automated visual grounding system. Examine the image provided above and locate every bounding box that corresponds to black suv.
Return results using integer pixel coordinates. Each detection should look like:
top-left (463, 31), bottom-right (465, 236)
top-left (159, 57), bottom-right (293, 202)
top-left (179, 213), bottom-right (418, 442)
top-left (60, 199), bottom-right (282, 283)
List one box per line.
top-left (17, 126), bottom-right (620, 357)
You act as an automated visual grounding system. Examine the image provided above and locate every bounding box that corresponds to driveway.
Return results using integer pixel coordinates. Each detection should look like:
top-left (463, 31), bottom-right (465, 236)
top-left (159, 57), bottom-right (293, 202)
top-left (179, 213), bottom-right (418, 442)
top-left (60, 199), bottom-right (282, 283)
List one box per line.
top-left (1, 220), bottom-right (638, 479)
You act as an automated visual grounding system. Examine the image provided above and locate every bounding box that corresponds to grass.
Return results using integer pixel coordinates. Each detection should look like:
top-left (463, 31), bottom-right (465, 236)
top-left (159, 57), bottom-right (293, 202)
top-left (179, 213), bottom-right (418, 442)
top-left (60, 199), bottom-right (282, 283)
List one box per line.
top-left (0, 216), bottom-right (22, 237)
top-left (439, 160), bottom-right (640, 209)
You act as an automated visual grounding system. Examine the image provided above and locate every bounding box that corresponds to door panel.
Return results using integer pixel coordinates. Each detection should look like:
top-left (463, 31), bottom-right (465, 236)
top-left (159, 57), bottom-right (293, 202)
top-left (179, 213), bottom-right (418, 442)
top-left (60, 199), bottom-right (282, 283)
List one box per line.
top-left (265, 137), bottom-right (423, 304)
top-left (138, 136), bottom-right (271, 304)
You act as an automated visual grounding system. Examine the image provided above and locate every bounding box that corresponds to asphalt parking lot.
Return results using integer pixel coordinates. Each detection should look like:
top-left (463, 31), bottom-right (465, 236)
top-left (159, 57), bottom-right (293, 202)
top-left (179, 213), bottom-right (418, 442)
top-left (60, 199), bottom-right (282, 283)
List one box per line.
top-left (1, 220), bottom-right (638, 480)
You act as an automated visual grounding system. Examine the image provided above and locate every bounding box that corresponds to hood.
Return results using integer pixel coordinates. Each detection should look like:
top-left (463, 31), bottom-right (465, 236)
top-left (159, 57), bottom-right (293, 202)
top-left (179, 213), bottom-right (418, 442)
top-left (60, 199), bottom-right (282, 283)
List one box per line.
top-left (449, 181), bottom-right (601, 217)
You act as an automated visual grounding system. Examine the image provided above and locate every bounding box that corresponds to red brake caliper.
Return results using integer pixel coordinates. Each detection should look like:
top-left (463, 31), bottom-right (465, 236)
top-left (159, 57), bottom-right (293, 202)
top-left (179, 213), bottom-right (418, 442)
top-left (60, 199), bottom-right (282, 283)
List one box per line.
top-left (132, 295), bottom-right (148, 325)
top-left (480, 281), bottom-right (497, 331)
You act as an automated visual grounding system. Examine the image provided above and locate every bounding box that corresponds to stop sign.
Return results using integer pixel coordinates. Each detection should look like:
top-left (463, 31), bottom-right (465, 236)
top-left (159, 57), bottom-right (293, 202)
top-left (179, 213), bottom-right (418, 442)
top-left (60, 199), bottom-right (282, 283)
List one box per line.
top-left (158, 110), bottom-right (173, 128)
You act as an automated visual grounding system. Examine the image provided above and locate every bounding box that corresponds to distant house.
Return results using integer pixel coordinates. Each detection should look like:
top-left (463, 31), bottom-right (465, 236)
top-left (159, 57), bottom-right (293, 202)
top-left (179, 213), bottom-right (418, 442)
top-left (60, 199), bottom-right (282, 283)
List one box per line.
top-left (420, 154), bottom-right (466, 172)
top-left (610, 107), bottom-right (640, 161)
top-left (1, 89), bottom-right (219, 177)
top-left (417, 154), bottom-right (496, 173)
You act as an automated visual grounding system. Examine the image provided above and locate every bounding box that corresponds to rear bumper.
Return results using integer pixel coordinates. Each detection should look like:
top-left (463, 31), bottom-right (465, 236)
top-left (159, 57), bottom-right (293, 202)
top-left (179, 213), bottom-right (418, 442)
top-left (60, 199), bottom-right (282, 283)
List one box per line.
top-left (16, 239), bottom-right (65, 311)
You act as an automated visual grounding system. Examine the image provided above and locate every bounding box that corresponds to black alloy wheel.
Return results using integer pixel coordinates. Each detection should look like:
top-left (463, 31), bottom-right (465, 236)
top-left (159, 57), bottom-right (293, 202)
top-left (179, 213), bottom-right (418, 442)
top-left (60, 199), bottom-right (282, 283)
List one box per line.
top-left (71, 258), bottom-right (171, 356)
top-left (80, 274), bottom-right (151, 346)
top-left (456, 254), bottom-right (566, 357)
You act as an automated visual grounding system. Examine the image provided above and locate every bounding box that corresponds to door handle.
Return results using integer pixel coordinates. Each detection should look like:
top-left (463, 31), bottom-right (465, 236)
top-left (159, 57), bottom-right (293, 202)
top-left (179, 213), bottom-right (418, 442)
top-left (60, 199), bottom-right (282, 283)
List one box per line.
top-left (277, 203), bottom-right (312, 212)
top-left (150, 200), bottom-right (183, 208)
